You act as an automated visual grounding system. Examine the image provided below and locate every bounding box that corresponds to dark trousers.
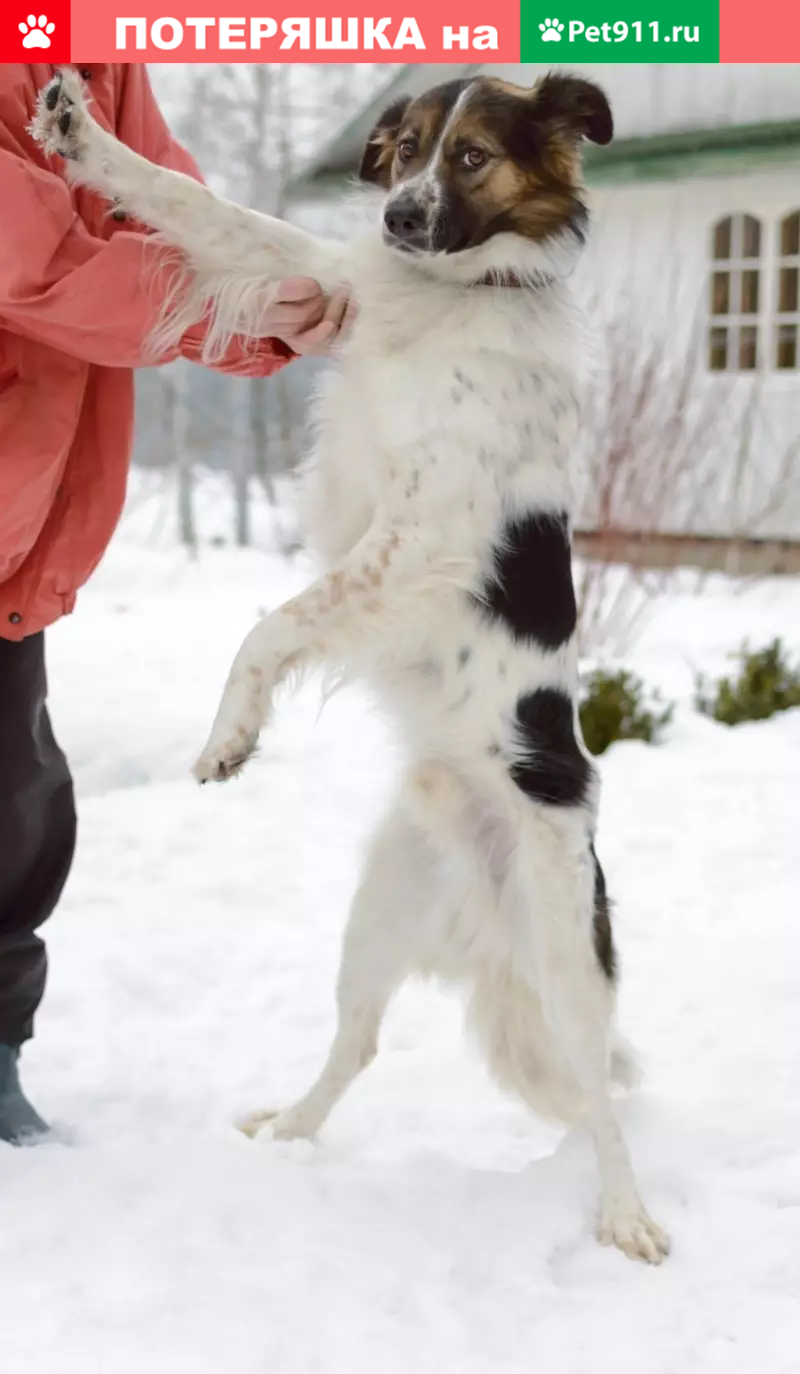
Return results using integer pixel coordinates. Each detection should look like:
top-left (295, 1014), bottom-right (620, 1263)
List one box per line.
top-left (0, 633), bottom-right (76, 1047)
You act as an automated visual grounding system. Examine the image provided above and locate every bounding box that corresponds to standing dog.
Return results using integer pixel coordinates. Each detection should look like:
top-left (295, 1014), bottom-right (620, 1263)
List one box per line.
top-left (32, 68), bottom-right (669, 1263)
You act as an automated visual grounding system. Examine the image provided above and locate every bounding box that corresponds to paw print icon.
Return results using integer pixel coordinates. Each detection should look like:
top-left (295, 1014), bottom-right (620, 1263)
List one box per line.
top-left (539, 17), bottom-right (565, 40)
top-left (19, 13), bottom-right (56, 47)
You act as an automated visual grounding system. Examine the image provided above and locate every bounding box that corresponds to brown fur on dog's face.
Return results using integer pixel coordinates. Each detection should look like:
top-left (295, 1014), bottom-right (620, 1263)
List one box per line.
top-left (360, 74), bottom-right (612, 256)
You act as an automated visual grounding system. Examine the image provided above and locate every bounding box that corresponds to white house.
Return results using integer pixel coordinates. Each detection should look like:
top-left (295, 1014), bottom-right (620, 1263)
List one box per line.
top-left (288, 63), bottom-right (800, 567)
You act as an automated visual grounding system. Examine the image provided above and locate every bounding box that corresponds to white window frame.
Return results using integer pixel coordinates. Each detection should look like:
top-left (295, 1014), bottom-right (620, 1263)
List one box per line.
top-left (708, 212), bottom-right (763, 373)
top-left (774, 210), bottom-right (800, 372)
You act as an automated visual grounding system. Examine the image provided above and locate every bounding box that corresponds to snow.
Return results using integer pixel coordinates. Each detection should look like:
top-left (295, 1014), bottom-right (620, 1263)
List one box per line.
top-left (2, 482), bottom-right (800, 1373)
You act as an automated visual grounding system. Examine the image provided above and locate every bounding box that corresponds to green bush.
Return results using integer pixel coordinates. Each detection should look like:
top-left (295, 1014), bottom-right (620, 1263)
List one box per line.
top-left (579, 667), bottom-right (674, 757)
top-left (695, 638), bottom-right (800, 727)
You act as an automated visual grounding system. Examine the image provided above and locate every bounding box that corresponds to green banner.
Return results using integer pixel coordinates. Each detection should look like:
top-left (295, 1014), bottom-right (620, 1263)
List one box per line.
top-left (521, 0), bottom-right (720, 60)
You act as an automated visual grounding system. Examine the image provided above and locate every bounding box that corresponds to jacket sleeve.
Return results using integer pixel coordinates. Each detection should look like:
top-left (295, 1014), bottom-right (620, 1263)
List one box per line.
top-left (0, 69), bottom-right (292, 378)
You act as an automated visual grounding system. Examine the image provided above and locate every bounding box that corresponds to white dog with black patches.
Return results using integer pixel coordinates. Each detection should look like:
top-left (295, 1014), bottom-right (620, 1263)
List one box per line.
top-left (32, 67), bottom-right (669, 1263)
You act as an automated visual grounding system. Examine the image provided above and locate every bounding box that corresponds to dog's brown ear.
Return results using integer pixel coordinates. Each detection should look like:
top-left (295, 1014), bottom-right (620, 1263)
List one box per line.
top-left (359, 96), bottom-right (412, 186)
top-left (531, 73), bottom-right (613, 146)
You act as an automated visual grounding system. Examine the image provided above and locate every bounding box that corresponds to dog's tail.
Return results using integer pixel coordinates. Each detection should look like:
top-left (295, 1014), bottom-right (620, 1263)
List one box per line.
top-left (467, 974), bottom-right (642, 1127)
top-left (467, 972), bottom-right (585, 1126)
top-left (610, 1034), bottom-right (642, 1094)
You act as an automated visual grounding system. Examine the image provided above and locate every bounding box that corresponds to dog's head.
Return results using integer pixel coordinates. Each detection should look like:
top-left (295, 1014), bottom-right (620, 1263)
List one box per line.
top-left (359, 73), bottom-right (612, 265)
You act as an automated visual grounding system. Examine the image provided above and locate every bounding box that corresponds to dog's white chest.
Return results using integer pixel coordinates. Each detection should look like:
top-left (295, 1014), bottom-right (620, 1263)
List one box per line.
top-left (303, 295), bottom-right (582, 569)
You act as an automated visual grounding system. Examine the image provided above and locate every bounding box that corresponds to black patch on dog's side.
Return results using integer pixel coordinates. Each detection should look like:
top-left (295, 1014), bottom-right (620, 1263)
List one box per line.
top-left (590, 843), bottom-right (617, 981)
top-left (476, 511), bottom-right (576, 650)
top-left (509, 688), bottom-right (592, 808)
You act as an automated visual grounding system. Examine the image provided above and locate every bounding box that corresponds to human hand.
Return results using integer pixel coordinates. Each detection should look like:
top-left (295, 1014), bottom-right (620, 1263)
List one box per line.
top-left (265, 278), bottom-right (355, 356)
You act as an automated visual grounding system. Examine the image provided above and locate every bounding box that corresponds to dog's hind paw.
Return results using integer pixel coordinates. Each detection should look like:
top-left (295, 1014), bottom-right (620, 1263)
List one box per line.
top-left (598, 1206), bottom-right (671, 1264)
top-left (237, 1108), bottom-right (317, 1142)
top-left (237, 1109), bottom-right (276, 1140)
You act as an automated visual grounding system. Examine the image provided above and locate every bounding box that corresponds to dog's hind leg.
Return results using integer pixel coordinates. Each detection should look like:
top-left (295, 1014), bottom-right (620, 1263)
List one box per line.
top-left (514, 803), bottom-right (669, 1264)
top-left (240, 805), bottom-right (441, 1142)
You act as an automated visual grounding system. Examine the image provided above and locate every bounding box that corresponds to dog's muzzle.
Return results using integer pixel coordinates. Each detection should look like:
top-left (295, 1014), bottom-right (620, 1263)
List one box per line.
top-left (383, 194), bottom-right (429, 252)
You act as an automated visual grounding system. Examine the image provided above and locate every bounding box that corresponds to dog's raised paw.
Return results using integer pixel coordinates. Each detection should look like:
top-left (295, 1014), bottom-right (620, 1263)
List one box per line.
top-left (30, 69), bottom-right (89, 161)
top-left (598, 1208), bottom-right (671, 1264)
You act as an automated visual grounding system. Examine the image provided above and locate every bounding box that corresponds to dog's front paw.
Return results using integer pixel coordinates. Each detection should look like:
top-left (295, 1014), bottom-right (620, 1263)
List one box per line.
top-left (193, 669), bottom-right (270, 784)
top-left (598, 1206), bottom-right (671, 1265)
top-left (30, 69), bottom-right (90, 162)
top-left (192, 727), bottom-right (259, 784)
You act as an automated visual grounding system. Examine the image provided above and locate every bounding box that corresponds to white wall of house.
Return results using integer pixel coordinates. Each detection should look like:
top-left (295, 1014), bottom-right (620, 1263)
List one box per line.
top-left (575, 167), bottom-right (800, 539)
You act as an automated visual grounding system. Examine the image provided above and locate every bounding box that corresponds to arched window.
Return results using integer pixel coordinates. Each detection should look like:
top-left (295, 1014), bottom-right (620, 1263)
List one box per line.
top-left (775, 211), bottom-right (799, 370)
top-left (708, 214), bottom-right (762, 371)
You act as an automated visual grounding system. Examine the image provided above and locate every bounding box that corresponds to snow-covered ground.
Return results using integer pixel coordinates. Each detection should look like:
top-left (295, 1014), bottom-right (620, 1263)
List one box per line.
top-left (2, 483), bottom-right (800, 1373)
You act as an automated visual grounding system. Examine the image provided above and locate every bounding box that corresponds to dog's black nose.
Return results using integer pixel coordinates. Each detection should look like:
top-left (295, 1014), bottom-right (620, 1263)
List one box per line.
top-left (384, 195), bottom-right (427, 247)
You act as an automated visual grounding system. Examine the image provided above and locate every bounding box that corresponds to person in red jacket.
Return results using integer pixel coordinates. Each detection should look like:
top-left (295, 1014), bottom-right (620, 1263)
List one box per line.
top-left (0, 63), bottom-right (349, 1143)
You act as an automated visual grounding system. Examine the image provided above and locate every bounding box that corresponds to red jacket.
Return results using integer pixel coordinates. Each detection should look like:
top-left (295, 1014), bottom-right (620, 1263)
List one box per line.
top-left (0, 63), bottom-right (291, 640)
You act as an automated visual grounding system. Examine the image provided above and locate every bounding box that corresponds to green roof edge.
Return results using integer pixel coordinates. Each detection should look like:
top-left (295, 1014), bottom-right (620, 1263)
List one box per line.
top-left (584, 117), bottom-right (800, 184)
top-left (290, 117), bottom-right (800, 198)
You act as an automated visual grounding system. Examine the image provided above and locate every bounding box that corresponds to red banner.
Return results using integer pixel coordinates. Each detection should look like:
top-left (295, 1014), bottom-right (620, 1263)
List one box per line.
top-left (719, 0), bottom-right (799, 59)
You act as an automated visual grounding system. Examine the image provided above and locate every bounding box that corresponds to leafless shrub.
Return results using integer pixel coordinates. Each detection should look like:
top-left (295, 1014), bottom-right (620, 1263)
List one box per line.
top-left (574, 281), bottom-right (800, 654)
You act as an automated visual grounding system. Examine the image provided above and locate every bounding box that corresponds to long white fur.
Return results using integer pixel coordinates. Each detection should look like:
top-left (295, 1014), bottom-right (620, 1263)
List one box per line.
top-left (31, 68), bottom-right (668, 1264)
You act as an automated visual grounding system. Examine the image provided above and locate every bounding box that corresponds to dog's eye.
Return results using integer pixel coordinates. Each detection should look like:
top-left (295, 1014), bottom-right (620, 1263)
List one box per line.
top-left (464, 148), bottom-right (487, 170)
top-left (397, 139), bottom-right (416, 163)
